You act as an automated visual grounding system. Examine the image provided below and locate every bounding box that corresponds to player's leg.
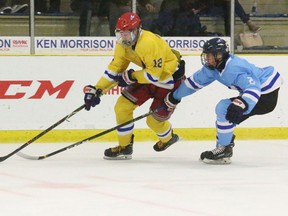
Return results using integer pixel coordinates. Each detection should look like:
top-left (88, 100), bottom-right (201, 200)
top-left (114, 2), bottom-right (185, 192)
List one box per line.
top-left (103, 96), bottom-right (137, 160)
top-left (148, 83), bottom-right (182, 152)
top-left (104, 84), bottom-right (151, 160)
top-left (200, 88), bottom-right (280, 164)
top-left (200, 99), bottom-right (236, 164)
top-left (238, 88), bottom-right (280, 123)
top-left (146, 115), bottom-right (180, 151)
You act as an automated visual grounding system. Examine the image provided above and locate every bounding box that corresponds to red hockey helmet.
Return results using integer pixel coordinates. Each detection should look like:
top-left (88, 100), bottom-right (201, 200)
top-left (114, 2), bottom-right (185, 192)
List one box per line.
top-left (116, 12), bottom-right (141, 31)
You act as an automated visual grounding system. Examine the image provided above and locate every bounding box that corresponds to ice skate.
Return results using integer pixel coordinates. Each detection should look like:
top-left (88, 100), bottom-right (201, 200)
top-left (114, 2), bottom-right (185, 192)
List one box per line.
top-left (103, 135), bottom-right (134, 160)
top-left (153, 133), bottom-right (180, 152)
top-left (200, 135), bottom-right (235, 164)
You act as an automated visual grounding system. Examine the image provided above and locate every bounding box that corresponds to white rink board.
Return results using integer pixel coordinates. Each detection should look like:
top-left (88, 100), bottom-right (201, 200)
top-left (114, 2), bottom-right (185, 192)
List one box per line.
top-left (0, 55), bottom-right (287, 130)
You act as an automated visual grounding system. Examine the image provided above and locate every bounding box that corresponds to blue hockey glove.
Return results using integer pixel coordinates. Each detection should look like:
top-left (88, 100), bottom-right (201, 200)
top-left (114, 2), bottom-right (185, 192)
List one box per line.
top-left (164, 92), bottom-right (181, 111)
top-left (84, 85), bottom-right (103, 111)
top-left (116, 69), bottom-right (137, 87)
top-left (226, 97), bottom-right (248, 124)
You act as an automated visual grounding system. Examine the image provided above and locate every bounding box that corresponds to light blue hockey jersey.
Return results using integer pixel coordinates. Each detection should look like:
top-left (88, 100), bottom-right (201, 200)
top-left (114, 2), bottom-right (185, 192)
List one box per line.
top-left (173, 54), bottom-right (283, 113)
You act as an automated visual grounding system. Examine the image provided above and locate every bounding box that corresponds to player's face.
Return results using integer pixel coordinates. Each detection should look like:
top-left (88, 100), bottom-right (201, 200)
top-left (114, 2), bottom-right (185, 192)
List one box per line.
top-left (202, 52), bottom-right (223, 68)
top-left (115, 29), bottom-right (137, 47)
top-left (203, 53), bottom-right (217, 68)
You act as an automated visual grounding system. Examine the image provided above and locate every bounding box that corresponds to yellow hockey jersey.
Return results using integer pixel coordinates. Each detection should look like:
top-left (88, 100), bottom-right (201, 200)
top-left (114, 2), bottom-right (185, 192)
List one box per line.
top-left (96, 29), bottom-right (179, 90)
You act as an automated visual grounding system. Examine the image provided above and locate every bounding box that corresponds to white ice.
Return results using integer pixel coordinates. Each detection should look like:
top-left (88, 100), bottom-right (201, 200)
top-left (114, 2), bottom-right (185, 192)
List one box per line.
top-left (1, 140), bottom-right (288, 216)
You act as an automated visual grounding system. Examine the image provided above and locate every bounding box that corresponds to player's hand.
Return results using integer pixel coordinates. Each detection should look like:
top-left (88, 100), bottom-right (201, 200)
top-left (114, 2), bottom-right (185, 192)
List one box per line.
top-left (226, 97), bottom-right (248, 124)
top-left (84, 85), bottom-right (102, 111)
top-left (164, 92), bottom-right (181, 111)
top-left (116, 69), bottom-right (137, 87)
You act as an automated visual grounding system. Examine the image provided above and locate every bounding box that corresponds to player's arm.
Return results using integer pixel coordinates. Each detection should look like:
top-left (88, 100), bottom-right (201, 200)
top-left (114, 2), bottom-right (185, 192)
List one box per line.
top-left (164, 67), bottom-right (215, 110)
top-left (96, 44), bottom-right (131, 89)
top-left (84, 45), bottom-right (130, 110)
top-left (173, 67), bottom-right (215, 100)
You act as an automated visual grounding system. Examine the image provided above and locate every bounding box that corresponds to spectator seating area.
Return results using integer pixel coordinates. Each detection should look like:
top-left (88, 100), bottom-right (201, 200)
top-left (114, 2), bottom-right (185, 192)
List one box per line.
top-left (0, 0), bottom-right (287, 52)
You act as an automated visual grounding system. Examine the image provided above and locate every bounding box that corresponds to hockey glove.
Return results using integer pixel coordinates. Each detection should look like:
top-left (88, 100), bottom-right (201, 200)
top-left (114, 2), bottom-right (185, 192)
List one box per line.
top-left (226, 97), bottom-right (248, 124)
top-left (116, 69), bottom-right (137, 87)
top-left (164, 92), bottom-right (181, 111)
top-left (84, 85), bottom-right (103, 111)
top-left (172, 60), bottom-right (185, 81)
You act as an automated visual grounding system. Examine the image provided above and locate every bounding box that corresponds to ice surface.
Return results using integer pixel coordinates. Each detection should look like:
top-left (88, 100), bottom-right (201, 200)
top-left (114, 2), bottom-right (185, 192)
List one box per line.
top-left (1, 140), bottom-right (288, 216)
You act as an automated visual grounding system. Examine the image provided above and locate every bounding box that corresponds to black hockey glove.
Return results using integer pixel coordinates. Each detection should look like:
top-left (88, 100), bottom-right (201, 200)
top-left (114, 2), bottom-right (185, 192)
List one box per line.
top-left (84, 85), bottom-right (103, 111)
top-left (116, 69), bottom-right (137, 87)
top-left (226, 97), bottom-right (248, 124)
top-left (164, 92), bottom-right (181, 111)
top-left (172, 60), bottom-right (185, 81)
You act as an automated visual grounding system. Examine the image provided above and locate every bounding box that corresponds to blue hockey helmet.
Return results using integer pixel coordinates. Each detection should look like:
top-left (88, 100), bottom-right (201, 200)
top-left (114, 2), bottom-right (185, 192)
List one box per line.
top-left (201, 38), bottom-right (229, 70)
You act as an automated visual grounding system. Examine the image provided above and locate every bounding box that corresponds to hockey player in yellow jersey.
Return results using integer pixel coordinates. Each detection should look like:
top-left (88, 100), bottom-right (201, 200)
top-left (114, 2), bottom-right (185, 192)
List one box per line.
top-left (83, 12), bottom-right (185, 160)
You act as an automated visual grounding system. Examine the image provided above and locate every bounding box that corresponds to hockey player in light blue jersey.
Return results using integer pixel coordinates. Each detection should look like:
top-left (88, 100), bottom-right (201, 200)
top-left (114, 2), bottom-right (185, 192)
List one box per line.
top-left (164, 37), bottom-right (283, 164)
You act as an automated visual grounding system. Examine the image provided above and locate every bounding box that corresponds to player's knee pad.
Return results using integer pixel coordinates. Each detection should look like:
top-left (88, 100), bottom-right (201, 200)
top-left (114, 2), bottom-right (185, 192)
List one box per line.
top-left (114, 96), bottom-right (137, 123)
top-left (114, 96), bottom-right (136, 114)
top-left (215, 99), bottom-right (231, 118)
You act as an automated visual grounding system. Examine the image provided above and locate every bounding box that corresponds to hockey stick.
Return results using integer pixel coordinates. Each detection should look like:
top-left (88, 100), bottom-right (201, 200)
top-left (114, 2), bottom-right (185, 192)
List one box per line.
top-left (17, 107), bottom-right (163, 160)
top-left (0, 104), bottom-right (85, 162)
top-left (1, 82), bottom-right (118, 162)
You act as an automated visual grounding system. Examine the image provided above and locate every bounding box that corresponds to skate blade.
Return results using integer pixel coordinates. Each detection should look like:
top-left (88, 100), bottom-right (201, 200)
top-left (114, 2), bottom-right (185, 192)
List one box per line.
top-left (103, 155), bottom-right (132, 160)
top-left (200, 157), bottom-right (231, 165)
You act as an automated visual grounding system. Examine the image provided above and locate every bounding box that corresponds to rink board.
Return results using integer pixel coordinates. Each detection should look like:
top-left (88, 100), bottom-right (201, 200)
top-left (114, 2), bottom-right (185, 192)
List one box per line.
top-left (0, 54), bottom-right (287, 143)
